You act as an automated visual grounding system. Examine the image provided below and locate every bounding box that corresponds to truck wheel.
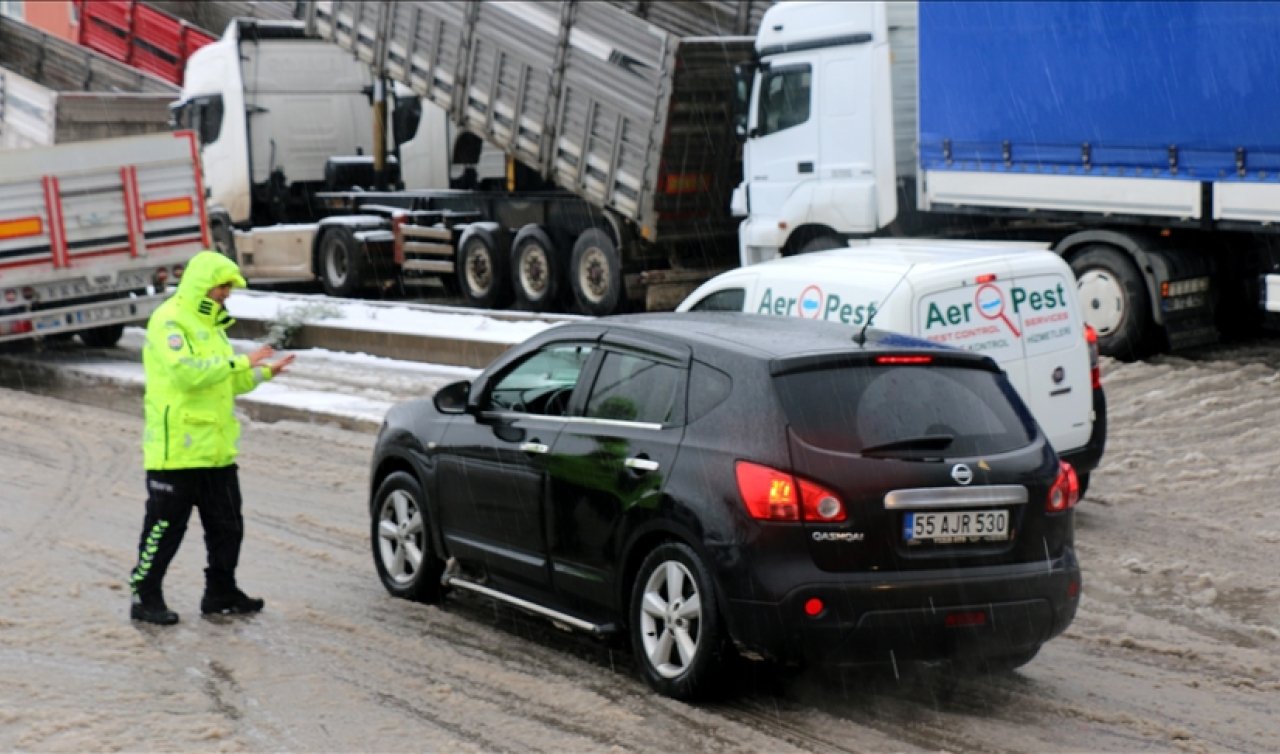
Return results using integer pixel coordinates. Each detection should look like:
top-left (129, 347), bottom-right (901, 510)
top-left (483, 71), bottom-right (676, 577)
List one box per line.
top-left (570, 228), bottom-right (622, 316)
top-left (457, 224), bottom-right (513, 309)
top-left (319, 226), bottom-right (367, 298)
top-left (1069, 245), bottom-right (1152, 360)
top-left (78, 324), bottom-right (125, 348)
top-left (798, 234), bottom-right (843, 254)
top-left (511, 224), bottom-right (560, 312)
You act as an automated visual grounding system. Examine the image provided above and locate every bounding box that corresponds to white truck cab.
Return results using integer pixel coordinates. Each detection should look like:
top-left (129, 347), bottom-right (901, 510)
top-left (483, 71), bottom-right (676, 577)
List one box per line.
top-left (678, 239), bottom-right (1107, 489)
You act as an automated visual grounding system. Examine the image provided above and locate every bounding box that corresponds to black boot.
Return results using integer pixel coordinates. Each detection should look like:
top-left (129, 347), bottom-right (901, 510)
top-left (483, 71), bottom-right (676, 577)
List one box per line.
top-left (130, 595), bottom-right (179, 625)
top-left (201, 588), bottom-right (264, 615)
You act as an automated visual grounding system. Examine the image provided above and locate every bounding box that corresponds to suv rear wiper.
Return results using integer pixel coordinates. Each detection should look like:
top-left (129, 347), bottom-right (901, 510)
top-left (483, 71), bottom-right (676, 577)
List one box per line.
top-left (860, 434), bottom-right (955, 457)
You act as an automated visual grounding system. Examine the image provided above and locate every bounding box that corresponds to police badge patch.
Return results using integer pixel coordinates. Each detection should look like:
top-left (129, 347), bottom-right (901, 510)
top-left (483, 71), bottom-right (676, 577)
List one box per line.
top-left (168, 334), bottom-right (184, 351)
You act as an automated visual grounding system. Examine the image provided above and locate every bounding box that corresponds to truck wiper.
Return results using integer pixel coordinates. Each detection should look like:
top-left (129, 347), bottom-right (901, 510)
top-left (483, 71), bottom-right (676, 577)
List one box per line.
top-left (860, 434), bottom-right (954, 457)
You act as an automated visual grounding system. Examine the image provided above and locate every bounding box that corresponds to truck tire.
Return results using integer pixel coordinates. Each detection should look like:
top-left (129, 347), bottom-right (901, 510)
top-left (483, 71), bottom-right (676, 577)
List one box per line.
top-left (511, 224), bottom-right (560, 312)
top-left (570, 228), bottom-right (622, 316)
top-left (78, 324), bottom-right (125, 348)
top-left (319, 226), bottom-right (367, 298)
top-left (457, 224), bottom-right (513, 309)
top-left (798, 234), bottom-right (844, 254)
top-left (1069, 245), bottom-right (1152, 360)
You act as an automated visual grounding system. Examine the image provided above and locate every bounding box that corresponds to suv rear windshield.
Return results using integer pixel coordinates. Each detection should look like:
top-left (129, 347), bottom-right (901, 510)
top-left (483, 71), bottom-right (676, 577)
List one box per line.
top-left (775, 364), bottom-right (1037, 457)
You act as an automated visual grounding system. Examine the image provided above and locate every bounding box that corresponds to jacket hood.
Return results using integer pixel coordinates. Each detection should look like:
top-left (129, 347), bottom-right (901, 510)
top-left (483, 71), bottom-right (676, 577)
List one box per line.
top-left (177, 251), bottom-right (247, 301)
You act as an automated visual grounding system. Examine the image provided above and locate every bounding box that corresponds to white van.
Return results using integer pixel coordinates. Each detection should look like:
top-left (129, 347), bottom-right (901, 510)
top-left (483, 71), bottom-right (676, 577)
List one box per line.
top-left (678, 239), bottom-right (1107, 491)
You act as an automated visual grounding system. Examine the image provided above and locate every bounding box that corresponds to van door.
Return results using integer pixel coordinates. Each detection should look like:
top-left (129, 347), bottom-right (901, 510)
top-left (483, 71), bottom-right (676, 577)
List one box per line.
top-left (1006, 271), bottom-right (1093, 454)
top-left (917, 271), bottom-right (1091, 455)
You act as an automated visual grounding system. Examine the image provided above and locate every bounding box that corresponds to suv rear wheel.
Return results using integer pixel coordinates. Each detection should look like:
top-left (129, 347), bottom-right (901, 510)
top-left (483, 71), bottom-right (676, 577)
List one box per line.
top-left (630, 542), bottom-right (729, 700)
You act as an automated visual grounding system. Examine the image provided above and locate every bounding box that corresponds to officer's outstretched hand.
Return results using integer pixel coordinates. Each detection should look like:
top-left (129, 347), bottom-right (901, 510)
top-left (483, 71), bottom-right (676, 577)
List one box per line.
top-left (269, 353), bottom-right (297, 376)
top-left (247, 344), bottom-right (275, 367)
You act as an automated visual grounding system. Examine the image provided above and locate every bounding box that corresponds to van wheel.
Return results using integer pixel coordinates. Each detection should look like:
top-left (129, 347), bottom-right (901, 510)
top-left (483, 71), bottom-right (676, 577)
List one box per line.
top-left (319, 226), bottom-right (367, 298)
top-left (511, 224), bottom-right (560, 312)
top-left (1069, 245), bottom-right (1152, 360)
top-left (570, 228), bottom-right (622, 316)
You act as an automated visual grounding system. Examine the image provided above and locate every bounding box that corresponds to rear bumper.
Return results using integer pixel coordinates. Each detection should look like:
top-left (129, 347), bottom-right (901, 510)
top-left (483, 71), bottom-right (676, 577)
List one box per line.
top-left (720, 547), bottom-right (1081, 666)
top-left (1059, 387), bottom-right (1107, 477)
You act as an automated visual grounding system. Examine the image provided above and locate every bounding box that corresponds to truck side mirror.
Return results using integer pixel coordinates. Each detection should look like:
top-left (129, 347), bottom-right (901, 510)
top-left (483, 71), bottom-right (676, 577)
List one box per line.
top-left (732, 61), bottom-right (757, 142)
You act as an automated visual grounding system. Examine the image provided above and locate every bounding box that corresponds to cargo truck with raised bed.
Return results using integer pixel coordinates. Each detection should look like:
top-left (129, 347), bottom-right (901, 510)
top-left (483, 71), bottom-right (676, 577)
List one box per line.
top-left (735, 1), bottom-right (1280, 358)
top-left (0, 130), bottom-right (209, 346)
top-left (293, 0), bottom-right (756, 314)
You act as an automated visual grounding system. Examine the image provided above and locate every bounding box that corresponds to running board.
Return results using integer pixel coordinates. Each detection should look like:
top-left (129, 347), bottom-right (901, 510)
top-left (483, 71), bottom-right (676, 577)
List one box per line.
top-left (442, 573), bottom-right (617, 636)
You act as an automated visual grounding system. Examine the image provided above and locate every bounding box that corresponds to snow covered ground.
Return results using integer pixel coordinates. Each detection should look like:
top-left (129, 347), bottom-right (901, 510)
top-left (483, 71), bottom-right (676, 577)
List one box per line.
top-left (0, 292), bottom-right (1276, 751)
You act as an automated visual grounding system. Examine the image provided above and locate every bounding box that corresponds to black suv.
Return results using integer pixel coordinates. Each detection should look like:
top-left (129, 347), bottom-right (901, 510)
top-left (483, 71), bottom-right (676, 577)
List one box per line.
top-left (368, 313), bottom-right (1081, 699)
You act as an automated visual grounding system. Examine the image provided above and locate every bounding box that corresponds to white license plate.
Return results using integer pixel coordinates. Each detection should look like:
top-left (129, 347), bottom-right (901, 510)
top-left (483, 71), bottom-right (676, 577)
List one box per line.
top-left (904, 509), bottom-right (1009, 544)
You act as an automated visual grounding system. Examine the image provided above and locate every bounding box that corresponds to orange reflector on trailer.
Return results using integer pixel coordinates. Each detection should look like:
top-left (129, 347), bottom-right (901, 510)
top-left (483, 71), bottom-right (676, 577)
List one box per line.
top-left (0, 216), bottom-right (43, 240)
top-left (143, 197), bottom-right (194, 221)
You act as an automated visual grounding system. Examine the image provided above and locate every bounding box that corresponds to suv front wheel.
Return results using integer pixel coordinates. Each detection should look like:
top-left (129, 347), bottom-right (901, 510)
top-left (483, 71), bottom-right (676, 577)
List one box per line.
top-left (630, 542), bottom-right (730, 700)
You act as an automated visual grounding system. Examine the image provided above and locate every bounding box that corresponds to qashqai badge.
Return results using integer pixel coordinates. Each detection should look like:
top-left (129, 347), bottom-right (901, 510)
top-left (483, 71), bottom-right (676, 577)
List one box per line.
top-left (951, 463), bottom-right (974, 485)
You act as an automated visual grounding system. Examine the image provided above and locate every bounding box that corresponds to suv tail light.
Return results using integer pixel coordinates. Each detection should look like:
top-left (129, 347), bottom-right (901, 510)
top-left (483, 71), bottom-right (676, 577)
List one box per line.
top-left (735, 461), bottom-right (846, 522)
top-left (1084, 325), bottom-right (1102, 389)
top-left (1046, 461), bottom-right (1080, 513)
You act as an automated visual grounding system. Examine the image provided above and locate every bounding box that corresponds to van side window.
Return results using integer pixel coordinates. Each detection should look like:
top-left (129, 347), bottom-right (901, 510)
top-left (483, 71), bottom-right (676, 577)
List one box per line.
top-left (688, 288), bottom-right (746, 312)
top-left (758, 64), bottom-right (811, 136)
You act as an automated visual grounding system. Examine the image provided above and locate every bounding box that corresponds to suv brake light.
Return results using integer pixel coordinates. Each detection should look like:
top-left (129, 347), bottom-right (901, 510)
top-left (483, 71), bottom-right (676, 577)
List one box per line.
top-left (734, 461), bottom-right (846, 522)
top-left (1084, 325), bottom-right (1102, 389)
top-left (876, 355), bottom-right (933, 365)
top-left (1046, 460), bottom-right (1080, 513)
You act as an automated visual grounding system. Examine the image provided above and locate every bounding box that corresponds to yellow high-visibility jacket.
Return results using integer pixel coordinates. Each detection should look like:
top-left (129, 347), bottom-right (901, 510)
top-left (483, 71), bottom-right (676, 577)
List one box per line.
top-left (142, 251), bottom-right (271, 470)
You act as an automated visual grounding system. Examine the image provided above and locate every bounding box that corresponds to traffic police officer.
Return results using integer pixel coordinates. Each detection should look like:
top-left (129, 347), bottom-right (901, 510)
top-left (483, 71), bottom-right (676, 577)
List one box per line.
top-left (129, 250), bottom-right (295, 625)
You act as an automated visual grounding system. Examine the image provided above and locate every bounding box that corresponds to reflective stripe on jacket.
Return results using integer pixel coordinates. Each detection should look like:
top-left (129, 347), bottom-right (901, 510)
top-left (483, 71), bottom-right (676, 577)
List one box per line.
top-left (142, 251), bottom-right (270, 470)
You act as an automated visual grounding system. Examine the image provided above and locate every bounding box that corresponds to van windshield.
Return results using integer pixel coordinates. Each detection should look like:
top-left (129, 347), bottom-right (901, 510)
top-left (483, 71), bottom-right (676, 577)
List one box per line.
top-left (774, 364), bottom-right (1037, 457)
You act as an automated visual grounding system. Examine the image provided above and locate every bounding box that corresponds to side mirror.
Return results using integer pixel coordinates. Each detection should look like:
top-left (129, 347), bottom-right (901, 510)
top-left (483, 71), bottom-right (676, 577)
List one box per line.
top-left (732, 61), bottom-right (757, 142)
top-left (433, 380), bottom-right (472, 415)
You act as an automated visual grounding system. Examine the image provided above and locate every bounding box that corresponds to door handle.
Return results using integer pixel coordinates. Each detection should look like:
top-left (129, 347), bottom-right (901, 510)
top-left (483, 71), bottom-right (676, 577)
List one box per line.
top-left (520, 441), bottom-right (550, 454)
top-left (625, 456), bottom-right (660, 472)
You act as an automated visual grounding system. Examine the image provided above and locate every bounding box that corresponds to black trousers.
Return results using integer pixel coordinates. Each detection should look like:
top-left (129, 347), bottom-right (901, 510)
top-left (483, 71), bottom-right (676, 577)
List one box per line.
top-left (129, 465), bottom-right (244, 604)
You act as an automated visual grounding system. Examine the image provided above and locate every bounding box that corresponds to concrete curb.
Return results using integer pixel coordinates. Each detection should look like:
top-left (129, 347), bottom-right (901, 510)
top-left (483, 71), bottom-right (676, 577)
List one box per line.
top-left (228, 318), bottom-right (512, 370)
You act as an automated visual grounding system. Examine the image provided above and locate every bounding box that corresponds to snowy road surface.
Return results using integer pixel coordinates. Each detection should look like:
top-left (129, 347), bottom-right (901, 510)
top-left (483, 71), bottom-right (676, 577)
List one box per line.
top-left (0, 328), bottom-right (1276, 751)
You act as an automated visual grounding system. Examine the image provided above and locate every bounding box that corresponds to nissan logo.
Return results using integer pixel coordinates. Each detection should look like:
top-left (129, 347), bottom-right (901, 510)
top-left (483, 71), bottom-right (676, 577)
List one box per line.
top-left (951, 463), bottom-right (974, 485)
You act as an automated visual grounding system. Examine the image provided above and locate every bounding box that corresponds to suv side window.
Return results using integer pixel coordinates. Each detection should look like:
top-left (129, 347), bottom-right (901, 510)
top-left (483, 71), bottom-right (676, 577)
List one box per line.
top-left (758, 64), bottom-right (812, 136)
top-left (586, 352), bottom-right (685, 425)
top-left (687, 288), bottom-right (746, 312)
top-left (485, 343), bottom-right (594, 416)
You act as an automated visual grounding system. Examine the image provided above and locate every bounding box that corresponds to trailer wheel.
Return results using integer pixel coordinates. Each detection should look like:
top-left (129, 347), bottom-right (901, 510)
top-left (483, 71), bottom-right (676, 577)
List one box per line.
top-left (570, 228), bottom-right (622, 316)
top-left (511, 225), bottom-right (561, 312)
top-left (78, 324), bottom-right (125, 348)
top-left (319, 226), bottom-right (367, 298)
top-left (457, 224), bottom-right (513, 309)
top-left (1069, 245), bottom-right (1152, 360)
